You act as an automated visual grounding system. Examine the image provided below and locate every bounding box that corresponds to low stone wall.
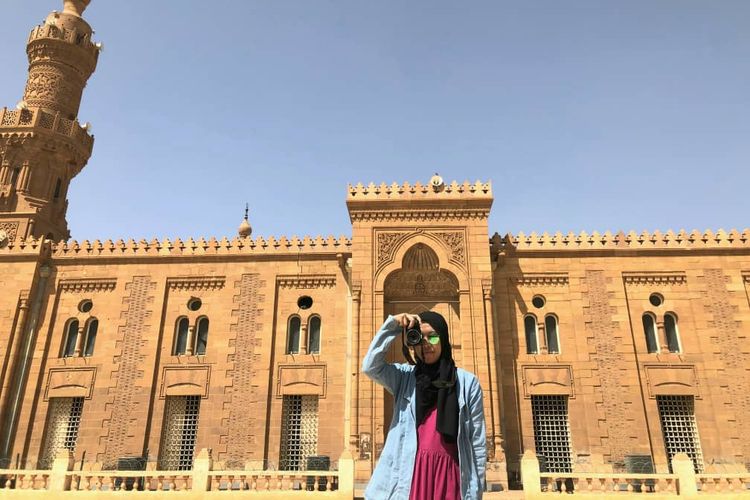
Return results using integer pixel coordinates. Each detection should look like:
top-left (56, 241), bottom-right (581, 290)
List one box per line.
top-left (520, 450), bottom-right (750, 498)
top-left (0, 448), bottom-right (354, 500)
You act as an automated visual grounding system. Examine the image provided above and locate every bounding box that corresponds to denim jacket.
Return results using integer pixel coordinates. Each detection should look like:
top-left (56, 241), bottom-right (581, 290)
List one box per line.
top-left (362, 315), bottom-right (487, 500)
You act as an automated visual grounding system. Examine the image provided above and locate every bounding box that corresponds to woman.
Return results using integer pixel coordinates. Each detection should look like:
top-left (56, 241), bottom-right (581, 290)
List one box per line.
top-left (362, 311), bottom-right (486, 500)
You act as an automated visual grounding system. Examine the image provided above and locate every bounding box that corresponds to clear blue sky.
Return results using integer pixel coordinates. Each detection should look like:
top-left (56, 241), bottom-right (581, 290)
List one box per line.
top-left (1, 1), bottom-right (748, 240)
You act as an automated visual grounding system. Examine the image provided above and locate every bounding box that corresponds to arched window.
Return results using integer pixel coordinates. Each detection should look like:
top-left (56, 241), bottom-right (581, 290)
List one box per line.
top-left (62, 319), bottom-right (79, 357)
top-left (664, 313), bottom-right (681, 353)
top-left (524, 315), bottom-right (538, 354)
top-left (545, 315), bottom-right (560, 354)
top-left (11, 168), bottom-right (20, 186)
top-left (286, 316), bottom-right (301, 354)
top-left (83, 318), bottom-right (98, 357)
top-left (195, 317), bottom-right (209, 355)
top-left (308, 316), bottom-right (321, 354)
top-left (53, 178), bottom-right (62, 199)
top-left (174, 317), bottom-right (189, 355)
top-left (642, 313), bottom-right (658, 353)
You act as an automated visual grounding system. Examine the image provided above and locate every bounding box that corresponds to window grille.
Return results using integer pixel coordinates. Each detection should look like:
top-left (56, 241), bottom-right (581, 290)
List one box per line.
top-left (158, 395), bottom-right (201, 470)
top-left (524, 315), bottom-right (538, 354)
top-left (531, 395), bottom-right (573, 473)
top-left (279, 395), bottom-right (318, 470)
top-left (40, 397), bottom-right (84, 468)
top-left (657, 395), bottom-right (703, 472)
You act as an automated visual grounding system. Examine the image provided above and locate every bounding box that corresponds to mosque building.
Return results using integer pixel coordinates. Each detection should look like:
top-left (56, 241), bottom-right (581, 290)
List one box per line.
top-left (1, 0), bottom-right (749, 493)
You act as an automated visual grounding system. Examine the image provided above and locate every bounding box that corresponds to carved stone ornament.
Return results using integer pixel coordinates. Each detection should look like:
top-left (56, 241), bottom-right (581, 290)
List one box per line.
top-left (622, 272), bottom-right (687, 286)
top-left (167, 276), bottom-right (226, 291)
top-left (377, 232), bottom-right (405, 267)
top-left (433, 231), bottom-right (466, 266)
top-left (59, 278), bottom-right (116, 293)
top-left (277, 275), bottom-right (336, 289)
top-left (0, 222), bottom-right (19, 243)
top-left (384, 269), bottom-right (459, 300)
top-left (515, 273), bottom-right (569, 286)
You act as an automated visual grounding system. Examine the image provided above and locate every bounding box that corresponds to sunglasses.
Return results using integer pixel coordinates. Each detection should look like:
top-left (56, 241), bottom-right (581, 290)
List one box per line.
top-left (421, 334), bottom-right (441, 345)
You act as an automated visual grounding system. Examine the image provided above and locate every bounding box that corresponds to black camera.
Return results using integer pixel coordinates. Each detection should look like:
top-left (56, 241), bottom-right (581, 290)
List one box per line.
top-left (405, 327), bottom-right (423, 347)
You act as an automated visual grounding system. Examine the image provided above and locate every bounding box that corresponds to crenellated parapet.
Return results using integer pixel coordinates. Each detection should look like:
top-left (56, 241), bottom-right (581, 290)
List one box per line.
top-left (347, 180), bottom-right (493, 222)
top-left (347, 180), bottom-right (492, 200)
top-left (495, 229), bottom-right (750, 253)
top-left (43, 235), bottom-right (352, 259)
top-left (0, 235), bottom-right (48, 258)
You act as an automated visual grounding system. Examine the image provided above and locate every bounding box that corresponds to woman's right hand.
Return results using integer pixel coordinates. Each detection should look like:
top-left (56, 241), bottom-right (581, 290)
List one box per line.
top-left (392, 313), bottom-right (421, 331)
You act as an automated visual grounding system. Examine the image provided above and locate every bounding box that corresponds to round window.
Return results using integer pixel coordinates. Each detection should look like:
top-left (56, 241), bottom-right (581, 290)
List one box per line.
top-left (649, 293), bottom-right (664, 307)
top-left (187, 297), bottom-right (202, 311)
top-left (78, 299), bottom-right (93, 313)
top-left (531, 295), bottom-right (546, 309)
top-left (297, 296), bottom-right (313, 310)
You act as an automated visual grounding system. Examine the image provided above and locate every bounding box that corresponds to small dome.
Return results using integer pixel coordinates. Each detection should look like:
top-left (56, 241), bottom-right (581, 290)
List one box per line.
top-left (238, 204), bottom-right (252, 238)
top-left (238, 218), bottom-right (252, 238)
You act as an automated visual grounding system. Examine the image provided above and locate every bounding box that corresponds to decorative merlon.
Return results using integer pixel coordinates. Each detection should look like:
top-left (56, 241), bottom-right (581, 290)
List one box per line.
top-left (58, 278), bottom-right (117, 293)
top-left (277, 274), bottom-right (337, 289)
top-left (0, 235), bottom-right (47, 254)
top-left (347, 180), bottom-right (492, 200)
top-left (503, 229), bottom-right (750, 251)
top-left (623, 272), bottom-right (687, 285)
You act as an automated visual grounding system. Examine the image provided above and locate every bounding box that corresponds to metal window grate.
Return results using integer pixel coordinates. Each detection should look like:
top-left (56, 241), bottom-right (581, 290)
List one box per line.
top-left (531, 395), bottom-right (573, 473)
top-left (158, 395), bottom-right (201, 470)
top-left (657, 395), bottom-right (704, 473)
top-left (40, 397), bottom-right (84, 468)
top-left (280, 395), bottom-right (318, 470)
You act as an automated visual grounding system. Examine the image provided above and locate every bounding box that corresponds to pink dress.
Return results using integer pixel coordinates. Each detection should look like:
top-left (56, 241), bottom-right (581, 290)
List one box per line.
top-left (409, 407), bottom-right (461, 500)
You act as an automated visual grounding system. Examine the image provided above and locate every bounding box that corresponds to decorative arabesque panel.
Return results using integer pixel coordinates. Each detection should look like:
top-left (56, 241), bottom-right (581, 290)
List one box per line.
top-left (531, 395), bottom-right (573, 473)
top-left (40, 397), bottom-right (83, 468)
top-left (657, 395), bottom-right (704, 473)
top-left (158, 395), bottom-right (201, 470)
top-left (279, 395), bottom-right (319, 470)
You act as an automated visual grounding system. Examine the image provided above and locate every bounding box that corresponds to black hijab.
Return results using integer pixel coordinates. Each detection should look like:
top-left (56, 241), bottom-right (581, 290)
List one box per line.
top-left (414, 311), bottom-right (459, 443)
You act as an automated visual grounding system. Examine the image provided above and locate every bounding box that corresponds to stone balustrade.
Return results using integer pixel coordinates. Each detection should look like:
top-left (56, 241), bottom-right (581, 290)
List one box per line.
top-left (520, 450), bottom-right (750, 498)
top-left (0, 448), bottom-right (354, 499)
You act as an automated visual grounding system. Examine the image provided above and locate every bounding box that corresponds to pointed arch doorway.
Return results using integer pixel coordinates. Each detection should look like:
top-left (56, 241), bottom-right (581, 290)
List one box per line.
top-left (380, 243), bottom-right (460, 444)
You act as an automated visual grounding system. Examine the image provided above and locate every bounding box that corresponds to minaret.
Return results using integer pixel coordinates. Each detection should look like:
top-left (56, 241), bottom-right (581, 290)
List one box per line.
top-left (0, 0), bottom-right (99, 242)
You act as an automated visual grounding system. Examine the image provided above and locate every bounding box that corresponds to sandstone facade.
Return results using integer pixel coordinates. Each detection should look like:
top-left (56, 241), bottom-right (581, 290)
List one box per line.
top-left (1, 2), bottom-right (748, 492)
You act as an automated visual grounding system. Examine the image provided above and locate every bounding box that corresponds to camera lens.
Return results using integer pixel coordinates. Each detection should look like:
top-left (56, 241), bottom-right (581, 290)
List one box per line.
top-left (405, 328), bottom-right (423, 346)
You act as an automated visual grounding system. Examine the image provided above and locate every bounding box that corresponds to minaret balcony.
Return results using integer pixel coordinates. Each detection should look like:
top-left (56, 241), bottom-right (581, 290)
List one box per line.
top-left (0, 107), bottom-right (94, 159)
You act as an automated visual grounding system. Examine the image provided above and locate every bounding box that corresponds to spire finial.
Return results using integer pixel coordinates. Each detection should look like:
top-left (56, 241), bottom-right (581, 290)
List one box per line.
top-left (238, 203), bottom-right (252, 238)
top-left (62, 0), bottom-right (91, 17)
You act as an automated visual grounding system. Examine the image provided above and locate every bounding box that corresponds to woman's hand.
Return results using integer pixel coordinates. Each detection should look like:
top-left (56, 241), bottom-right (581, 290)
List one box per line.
top-left (392, 313), bottom-right (420, 331)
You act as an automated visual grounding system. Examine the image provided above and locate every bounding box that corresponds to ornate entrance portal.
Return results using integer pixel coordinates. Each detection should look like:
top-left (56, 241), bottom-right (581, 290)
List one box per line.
top-left (381, 243), bottom-right (460, 441)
